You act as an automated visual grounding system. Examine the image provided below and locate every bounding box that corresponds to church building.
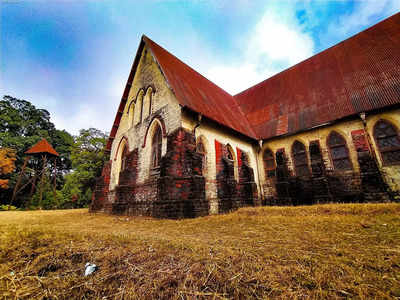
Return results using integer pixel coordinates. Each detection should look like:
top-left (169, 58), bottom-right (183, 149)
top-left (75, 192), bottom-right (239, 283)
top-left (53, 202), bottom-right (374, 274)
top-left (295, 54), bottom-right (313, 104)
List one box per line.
top-left (91, 13), bottom-right (400, 218)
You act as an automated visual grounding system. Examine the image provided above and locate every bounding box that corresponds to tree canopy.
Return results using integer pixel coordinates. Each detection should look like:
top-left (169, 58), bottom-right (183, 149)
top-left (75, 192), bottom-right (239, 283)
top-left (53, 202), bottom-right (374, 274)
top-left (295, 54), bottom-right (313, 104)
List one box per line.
top-left (0, 95), bottom-right (108, 209)
top-left (62, 128), bottom-right (108, 207)
top-left (0, 148), bottom-right (16, 189)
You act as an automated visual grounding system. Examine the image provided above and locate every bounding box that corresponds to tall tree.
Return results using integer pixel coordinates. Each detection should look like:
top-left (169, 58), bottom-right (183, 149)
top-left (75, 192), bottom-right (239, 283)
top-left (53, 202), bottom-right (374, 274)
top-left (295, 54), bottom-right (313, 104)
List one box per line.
top-left (0, 95), bottom-right (73, 205)
top-left (62, 128), bottom-right (108, 207)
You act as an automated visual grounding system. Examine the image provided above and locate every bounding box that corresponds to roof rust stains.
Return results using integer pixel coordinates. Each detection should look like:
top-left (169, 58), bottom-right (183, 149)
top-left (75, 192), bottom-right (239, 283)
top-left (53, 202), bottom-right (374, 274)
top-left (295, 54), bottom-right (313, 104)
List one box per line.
top-left (25, 139), bottom-right (59, 157)
top-left (235, 12), bottom-right (400, 140)
top-left (107, 12), bottom-right (400, 150)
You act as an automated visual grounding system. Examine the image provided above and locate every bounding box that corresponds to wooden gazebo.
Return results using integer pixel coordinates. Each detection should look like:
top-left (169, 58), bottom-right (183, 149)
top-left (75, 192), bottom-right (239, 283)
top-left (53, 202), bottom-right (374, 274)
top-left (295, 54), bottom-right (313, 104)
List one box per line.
top-left (12, 139), bottom-right (59, 204)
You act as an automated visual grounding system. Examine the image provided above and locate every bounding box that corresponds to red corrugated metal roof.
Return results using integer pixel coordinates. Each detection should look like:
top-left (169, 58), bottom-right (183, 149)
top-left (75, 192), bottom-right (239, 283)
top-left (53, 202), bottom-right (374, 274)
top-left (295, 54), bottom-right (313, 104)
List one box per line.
top-left (234, 12), bottom-right (400, 140)
top-left (107, 12), bottom-right (399, 150)
top-left (143, 36), bottom-right (256, 139)
top-left (25, 138), bottom-right (59, 157)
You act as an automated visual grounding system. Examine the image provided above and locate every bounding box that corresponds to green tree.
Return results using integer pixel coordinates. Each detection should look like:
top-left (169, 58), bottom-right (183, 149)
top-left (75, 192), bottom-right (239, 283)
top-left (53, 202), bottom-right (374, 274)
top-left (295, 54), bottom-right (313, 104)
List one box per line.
top-left (0, 95), bottom-right (73, 205)
top-left (62, 128), bottom-right (108, 207)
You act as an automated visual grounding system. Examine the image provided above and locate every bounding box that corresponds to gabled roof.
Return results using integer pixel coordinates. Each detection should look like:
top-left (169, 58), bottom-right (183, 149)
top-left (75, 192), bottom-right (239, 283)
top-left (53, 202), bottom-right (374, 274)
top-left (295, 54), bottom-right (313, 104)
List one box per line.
top-left (234, 12), bottom-right (400, 140)
top-left (25, 138), bottom-right (59, 157)
top-left (107, 12), bottom-right (400, 150)
top-left (106, 35), bottom-right (256, 151)
top-left (143, 37), bottom-right (256, 139)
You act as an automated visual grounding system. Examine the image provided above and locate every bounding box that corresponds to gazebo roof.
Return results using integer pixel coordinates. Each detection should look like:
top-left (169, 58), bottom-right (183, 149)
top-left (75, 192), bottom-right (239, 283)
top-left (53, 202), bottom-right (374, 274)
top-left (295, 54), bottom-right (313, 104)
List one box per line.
top-left (25, 138), bottom-right (59, 157)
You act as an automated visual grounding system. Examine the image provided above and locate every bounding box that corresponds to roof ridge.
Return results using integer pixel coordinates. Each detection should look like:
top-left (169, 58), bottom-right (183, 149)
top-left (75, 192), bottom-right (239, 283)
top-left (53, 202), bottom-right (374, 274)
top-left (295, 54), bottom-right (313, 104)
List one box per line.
top-left (143, 35), bottom-right (257, 139)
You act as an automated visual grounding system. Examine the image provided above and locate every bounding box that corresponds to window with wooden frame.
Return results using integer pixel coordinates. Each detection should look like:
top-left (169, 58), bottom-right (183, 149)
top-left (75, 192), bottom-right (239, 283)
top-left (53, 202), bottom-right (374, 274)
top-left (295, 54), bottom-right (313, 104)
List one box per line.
top-left (292, 141), bottom-right (310, 177)
top-left (327, 131), bottom-right (352, 170)
top-left (151, 126), bottom-right (162, 169)
top-left (263, 148), bottom-right (275, 178)
top-left (373, 120), bottom-right (400, 165)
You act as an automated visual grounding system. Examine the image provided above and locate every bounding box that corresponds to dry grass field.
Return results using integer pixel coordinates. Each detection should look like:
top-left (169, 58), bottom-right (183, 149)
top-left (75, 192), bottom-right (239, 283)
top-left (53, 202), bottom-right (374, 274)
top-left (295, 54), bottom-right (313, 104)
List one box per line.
top-left (1, 204), bottom-right (400, 299)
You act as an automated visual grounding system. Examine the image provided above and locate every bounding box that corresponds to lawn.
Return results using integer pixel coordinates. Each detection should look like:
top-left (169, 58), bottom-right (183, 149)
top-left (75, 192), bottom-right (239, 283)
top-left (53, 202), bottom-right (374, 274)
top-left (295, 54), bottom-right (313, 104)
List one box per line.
top-left (1, 204), bottom-right (400, 299)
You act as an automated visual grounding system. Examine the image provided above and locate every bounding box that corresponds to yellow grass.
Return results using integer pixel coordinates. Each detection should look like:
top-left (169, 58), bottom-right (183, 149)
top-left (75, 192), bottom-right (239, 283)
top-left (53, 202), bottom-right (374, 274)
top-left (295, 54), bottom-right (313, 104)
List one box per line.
top-left (1, 203), bottom-right (400, 299)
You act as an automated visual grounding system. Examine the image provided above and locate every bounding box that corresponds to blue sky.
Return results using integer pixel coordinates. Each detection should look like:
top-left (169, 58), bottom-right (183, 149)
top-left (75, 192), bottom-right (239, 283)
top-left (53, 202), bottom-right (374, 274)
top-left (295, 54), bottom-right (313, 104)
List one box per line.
top-left (1, 0), bottom-right (399, 134)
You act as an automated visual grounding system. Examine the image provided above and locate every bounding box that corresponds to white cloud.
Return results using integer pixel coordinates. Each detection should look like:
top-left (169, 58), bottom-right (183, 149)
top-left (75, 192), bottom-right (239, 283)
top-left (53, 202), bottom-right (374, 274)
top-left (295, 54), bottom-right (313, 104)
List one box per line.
top-left (248, 11), bottom-right (314, 66)
top-left (326, 0), bottom-right (400, 41)
top-left (206, 6), bottom-right (315, 94)
top-left (206, 63), bottom-right (278, 95)
top-left (51, 102), bottom-right (115, 135)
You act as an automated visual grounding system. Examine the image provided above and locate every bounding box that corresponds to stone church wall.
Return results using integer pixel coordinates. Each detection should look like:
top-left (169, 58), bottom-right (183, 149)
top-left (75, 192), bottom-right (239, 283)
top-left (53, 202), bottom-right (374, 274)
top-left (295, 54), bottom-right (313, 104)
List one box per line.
top-left (258, 109), bottom-right (400, 205)
top-left (181, 111), bottom-right (260, 214)
top-left (91, 44), bottom-right (183, 213)
top-left (91, 42), bottom-right (399, 218)
top-left (109, 46), bottom-right (182, 192)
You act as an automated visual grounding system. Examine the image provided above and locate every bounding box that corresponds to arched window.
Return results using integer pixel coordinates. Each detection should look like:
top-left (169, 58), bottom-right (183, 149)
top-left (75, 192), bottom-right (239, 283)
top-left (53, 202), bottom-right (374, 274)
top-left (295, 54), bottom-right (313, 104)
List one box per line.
top-left (374, 120), bottom-right (400, 165)
top-left (151, 125), bottom-right (162, 169)
top-left (121, 144), bottom-right (128, 172)
top-left (327, 131), bottom-right (352, 170)
top-left (128, 102), bottom-right (135, 127)
top-left (134, 90), bottom-right (144, 125)
top-left (118, 144), bottom-right (129, 185)
top-left (143, 87), bottom-right (152, 120)
top-left (292, 141), bottom-right (310, 177)
top-left (263, 148), bottom-right (275, 178)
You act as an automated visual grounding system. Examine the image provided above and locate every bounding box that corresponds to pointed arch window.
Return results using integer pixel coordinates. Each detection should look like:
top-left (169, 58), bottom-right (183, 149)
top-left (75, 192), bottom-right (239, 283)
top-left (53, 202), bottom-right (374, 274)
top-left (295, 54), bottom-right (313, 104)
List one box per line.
top-left (143, 87), bottom-right (152, 120)
top-left (128, 102), bottom-right (135, 127)
top-left (121, 144), bottom-right (128, 172)
top-left (292, 141), bottom-right (310, 177)
top-left (134, 91), bottom-right (144, 125)
top-left (263, 148), bottom-right (275, 178)
top-left (328, 131), bottom-right (352, 170)
top-left (374, 120), bottom-right (400, 165)
top-left (151, 125), bottom-right (162, 169)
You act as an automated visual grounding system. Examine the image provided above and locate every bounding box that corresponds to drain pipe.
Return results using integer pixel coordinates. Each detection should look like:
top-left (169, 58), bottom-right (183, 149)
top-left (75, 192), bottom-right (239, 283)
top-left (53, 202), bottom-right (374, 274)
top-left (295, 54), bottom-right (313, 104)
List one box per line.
top-left (255, 139), bottom-right (265, 202)
top-left (193, 113), bottom-right (202, 136)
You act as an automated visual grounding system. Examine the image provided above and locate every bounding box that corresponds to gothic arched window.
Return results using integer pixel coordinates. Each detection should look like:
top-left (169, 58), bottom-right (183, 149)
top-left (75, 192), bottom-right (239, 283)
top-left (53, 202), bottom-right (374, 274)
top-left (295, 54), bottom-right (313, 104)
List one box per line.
top-left (374, 120), bottom-right (400, 165)
top-left (263, 148), bottom-right (275, 178)
top-left (327, 131), bottom-right (352, 170)
top-left (151, 125), bottom-right (162, 169)
top-left (292, 141), bottom-right (310, 177)
top-left (121, 144), bottom-right (128, 172)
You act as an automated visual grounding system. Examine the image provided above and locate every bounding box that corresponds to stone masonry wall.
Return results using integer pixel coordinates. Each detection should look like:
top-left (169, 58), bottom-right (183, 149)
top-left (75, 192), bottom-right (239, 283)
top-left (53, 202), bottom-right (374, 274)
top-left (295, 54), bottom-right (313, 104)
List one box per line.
top-left (90, 160), bottom-right (112, 212)
top-left (93, 127), bottom-right (208, 218)
top-left (262, 124), bottom-right (392, 206)
top-left (154, 128), bottom-right (208, 218)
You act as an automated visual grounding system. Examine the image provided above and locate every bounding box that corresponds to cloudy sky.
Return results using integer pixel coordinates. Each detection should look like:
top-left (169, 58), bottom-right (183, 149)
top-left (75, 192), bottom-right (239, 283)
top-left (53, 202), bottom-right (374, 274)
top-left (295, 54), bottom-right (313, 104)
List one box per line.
top-left (1, 0), bottom-right (399, 134)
